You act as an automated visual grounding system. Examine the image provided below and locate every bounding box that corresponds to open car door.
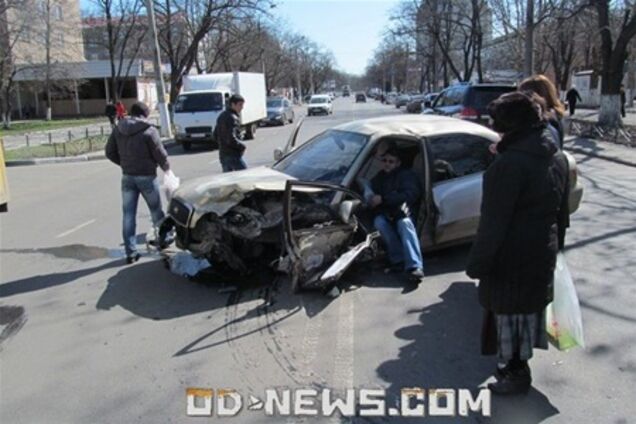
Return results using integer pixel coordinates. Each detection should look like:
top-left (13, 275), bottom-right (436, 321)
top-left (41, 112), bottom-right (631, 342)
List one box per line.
top-left (281, 180), bottom-right (379, 293)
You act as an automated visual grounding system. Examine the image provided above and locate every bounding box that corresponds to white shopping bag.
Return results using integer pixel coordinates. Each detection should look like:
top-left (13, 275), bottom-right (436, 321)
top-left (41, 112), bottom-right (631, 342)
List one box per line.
top-left (546, 252), bottom-right (585, 350)
top-left (162, 170), bottom-right (180, 199)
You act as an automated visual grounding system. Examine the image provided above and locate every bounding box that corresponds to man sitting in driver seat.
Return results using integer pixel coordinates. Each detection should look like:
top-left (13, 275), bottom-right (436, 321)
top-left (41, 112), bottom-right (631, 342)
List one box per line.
top-left (369, 147), bottom-right (425, 282)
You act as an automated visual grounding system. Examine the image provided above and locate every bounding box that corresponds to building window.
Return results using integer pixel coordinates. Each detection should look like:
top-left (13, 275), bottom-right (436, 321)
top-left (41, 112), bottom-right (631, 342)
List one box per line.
top-left (54, 5), bottom-right (63, 20)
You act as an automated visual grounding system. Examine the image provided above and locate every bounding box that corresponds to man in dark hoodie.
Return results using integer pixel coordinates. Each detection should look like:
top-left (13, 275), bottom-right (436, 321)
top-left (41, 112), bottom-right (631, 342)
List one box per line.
top-left (105, 101), bottom-right (171, 264)
top-left (215, 94), bottom-right (247, 172)
top-left (370, 147), bottom-right (425, 283)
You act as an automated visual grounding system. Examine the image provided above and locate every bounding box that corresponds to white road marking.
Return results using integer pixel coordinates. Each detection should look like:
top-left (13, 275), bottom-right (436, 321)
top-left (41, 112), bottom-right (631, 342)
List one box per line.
top-left (55, 219), bottom-right (96, 238)
top-left (330, 292), bottom-right (355, 423)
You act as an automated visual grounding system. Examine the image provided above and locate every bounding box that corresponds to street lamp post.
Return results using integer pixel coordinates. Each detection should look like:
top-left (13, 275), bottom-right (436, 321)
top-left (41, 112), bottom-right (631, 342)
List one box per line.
top-left (145, 0), bottom-right (172, 138)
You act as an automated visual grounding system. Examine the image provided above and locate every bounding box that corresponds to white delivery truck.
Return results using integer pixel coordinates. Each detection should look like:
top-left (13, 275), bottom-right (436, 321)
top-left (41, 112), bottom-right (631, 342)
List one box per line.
top-left (173, 72), bottom-right (267, 151)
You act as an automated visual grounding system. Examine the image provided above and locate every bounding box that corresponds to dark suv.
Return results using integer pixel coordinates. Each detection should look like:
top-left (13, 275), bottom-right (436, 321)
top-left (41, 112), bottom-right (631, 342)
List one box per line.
top-left (423, 83), bottom-right (516, 126)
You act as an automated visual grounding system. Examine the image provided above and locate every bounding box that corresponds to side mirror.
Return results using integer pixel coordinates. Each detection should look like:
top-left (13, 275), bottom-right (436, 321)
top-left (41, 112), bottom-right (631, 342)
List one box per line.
top-left (273, 147), bottom-right (284, 161)
top-left (338, 199), bottom-right (361, 224)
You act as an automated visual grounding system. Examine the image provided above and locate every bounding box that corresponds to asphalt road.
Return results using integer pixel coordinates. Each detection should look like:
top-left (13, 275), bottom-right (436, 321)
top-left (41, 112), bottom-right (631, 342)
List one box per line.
top-left (1, 98), bottom-right (635, 424)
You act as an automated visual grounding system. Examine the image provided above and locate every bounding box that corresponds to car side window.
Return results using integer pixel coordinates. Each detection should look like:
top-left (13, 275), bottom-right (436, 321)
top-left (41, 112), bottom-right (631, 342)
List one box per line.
top-left (435, 90), bottom-right (450, 107)
top-left (428, 134), bottom-right (494, 182)
top-left (451, 88), bottom-right (465, 106)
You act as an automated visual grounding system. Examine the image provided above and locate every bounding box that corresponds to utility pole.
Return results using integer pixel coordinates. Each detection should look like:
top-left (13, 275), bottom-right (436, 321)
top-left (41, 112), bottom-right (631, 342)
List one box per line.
top-left (145, 0), bottom-right (172, 138)
top-left (523, 0), bottom-right (534, 77)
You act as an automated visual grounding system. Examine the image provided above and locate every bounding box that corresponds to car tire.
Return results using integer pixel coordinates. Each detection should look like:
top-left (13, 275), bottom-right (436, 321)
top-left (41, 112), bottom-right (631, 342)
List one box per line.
top-left (245, 123), bottom-right (256, 140)
top-left (289, 113), bottom-right (294, 123)
top-left (182, 141), bottom-right (192, 151)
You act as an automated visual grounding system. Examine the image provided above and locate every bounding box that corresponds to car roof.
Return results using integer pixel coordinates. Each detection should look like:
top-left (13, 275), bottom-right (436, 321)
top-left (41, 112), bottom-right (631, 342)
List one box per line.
top-left (332, 114), bottom-right (499, 140)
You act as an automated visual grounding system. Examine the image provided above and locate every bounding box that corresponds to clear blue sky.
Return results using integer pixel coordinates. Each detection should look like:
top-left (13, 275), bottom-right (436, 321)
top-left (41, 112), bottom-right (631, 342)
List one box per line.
top-left (274, 0), bottom-right (401, 75)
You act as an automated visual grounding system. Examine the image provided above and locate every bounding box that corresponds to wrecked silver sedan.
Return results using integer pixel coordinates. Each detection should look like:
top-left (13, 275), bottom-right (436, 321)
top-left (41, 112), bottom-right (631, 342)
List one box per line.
top-left (166, 115), bottom-right (583, 291)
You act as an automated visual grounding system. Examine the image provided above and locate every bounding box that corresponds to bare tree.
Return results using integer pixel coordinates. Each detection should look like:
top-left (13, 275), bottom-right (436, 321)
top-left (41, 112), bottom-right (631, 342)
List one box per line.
top-left (88, 0), bottom-right (148, 102)
top-left (592, 0), bottom-right (636, 127)
top-left (154, 0), bottom-right (272, 103)
top-left (0, 0), bottom-right (23, 128)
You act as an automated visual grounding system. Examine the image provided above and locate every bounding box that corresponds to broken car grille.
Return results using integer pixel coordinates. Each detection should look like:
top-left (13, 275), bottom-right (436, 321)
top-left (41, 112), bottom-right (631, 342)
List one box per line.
top-left (168, 198), bottom-right (193, 226)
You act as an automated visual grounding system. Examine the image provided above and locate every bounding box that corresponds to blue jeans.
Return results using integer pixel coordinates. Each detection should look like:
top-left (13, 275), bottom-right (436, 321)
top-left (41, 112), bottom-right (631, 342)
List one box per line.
top-left (121, 175), bottom-right (165, 256)
top-left (220, 154), bottom-right (247, 172)
top-left (374, 214), bottom-right (424, 271)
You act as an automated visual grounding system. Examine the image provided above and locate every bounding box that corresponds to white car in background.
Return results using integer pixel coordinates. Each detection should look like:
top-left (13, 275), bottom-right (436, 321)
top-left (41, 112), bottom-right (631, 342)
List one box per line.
top-left (307, 95), bottom-right (333, 116)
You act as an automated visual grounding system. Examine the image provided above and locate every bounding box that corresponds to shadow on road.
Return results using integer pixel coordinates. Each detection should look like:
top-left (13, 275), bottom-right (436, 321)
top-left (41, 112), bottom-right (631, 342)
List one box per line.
top-left (370, 281), bottom-right (559, 424)
top-left (95, 260), bottom-right (335, 356)
top-left (0, 243), bottom-right (124, 297)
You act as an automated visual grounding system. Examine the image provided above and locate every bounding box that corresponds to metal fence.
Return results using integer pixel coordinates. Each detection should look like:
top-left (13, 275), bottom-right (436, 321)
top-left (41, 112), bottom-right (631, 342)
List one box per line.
top-left (5, 117), bottom-right (161, 150)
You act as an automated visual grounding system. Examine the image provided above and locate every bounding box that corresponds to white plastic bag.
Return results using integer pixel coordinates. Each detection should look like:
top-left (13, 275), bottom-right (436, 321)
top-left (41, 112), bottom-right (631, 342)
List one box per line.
top-left (162, 170), bottom-right (180, 199)
top-left (546, 252), bottom-right (585, 350)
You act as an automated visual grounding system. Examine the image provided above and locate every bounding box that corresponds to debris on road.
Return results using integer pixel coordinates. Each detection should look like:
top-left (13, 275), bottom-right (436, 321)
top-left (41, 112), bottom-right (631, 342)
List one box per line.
top-left (168, 252), bottom-right (211, 277)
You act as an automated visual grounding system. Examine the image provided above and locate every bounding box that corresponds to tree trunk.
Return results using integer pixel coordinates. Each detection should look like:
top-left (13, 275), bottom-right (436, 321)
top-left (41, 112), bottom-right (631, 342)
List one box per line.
top-left (598, 94), bottom-right (622, 127)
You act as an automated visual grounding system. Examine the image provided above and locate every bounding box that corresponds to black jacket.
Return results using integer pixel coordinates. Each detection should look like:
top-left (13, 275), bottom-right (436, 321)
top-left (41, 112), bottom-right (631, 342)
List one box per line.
top-left (466, 125), bottom-right (569, 314)
top-left (215, 108), bottom-right (246, 157)
top-left (105, 117), bottom-right (170, 176)
top-left (105, 104), bottom-right (117, 118)
top-left (371, 167), bottom-right (421, 220)
top-left (566, 89), bottom-right (582, 104)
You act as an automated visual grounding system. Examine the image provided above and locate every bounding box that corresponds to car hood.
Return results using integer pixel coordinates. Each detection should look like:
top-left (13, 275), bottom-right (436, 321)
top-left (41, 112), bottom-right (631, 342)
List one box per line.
top-left (173, 166), bottom-right (296, 217)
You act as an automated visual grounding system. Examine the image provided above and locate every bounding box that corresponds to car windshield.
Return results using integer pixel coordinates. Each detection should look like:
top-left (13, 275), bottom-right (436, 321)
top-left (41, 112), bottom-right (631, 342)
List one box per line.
top-left (273, 130), bottom-right (368, 184)
top-left (174, 93), bottom-right (223, 113)
top-left (267, 99), bottom-right (282, 108)
top-left (310, 97), bottom-right (328, 104)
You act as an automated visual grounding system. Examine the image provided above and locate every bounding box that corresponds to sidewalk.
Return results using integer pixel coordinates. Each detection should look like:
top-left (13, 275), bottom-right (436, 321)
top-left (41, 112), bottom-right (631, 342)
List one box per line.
top-left (569, 106), bottom-right (636, 126)
top-left (564, 136), bottom-right (636, 167)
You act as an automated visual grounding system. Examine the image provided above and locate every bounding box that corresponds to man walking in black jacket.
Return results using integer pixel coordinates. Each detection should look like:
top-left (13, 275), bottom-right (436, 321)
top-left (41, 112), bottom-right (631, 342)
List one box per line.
top-left (105, 101), bottom-right (171, 264)
top-left (216, 94), bottom-right (247, 172)
top-left (566, 86), bottom-right (582, 116)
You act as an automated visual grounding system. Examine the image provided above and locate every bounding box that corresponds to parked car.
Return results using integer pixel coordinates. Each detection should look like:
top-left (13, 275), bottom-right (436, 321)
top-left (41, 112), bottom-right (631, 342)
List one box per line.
top-left (405, 94), bottom-right (427, 113)
top-left (422, 83), bottom-right (516, 126)
top-left (166, 115), bottom-right (583, 292)
top-left (263, 97), bottom-right (294, 126)
top-left (384, 92), bottom-right (398, 104)
top-left (355, 93), bottom-right (367, 103)
top-left (407, 93), bottom-right (439, 113)
top-left (395, 93), bottom-right (412, 108)
top-left (307, 95), bottom-right (333, 116)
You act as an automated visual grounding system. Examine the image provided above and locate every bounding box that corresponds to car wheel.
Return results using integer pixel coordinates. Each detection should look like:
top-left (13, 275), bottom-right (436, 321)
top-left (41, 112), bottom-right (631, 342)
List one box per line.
top-left (245, 123), bottom-right (256, 140)
top-left (289, 113), bottom-right (294, 123)
top-left (182, 141), bottom-right (191, 151)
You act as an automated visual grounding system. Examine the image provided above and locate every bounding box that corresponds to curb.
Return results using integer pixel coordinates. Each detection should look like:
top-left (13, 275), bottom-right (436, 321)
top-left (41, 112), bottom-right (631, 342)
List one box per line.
top-left (5, 140), bottom-right (177, 167)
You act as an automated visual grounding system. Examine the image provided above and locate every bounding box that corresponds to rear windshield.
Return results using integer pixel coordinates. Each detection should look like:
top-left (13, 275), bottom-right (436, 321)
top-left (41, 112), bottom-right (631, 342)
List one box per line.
top-left (174, 93), bottom-right (223, 113)
top-left (467, 87), bottom-right (516, 110)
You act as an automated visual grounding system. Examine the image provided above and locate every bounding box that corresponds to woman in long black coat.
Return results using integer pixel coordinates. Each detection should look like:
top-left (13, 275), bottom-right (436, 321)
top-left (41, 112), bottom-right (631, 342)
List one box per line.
top-left (466, 91), bottom-right (569, 395)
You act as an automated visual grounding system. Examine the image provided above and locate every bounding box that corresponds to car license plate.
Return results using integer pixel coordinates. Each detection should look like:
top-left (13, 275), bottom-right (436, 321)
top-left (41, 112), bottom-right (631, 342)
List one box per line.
top-left (191, 134), bottom-right (205, 138)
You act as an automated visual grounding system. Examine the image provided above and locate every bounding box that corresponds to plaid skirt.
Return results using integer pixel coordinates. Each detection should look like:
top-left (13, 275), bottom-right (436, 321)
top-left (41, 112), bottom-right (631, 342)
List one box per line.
top-left (481, 309), bottom-right (548, 361)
